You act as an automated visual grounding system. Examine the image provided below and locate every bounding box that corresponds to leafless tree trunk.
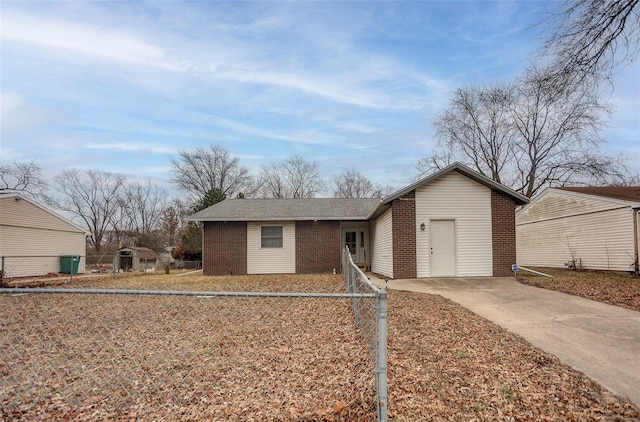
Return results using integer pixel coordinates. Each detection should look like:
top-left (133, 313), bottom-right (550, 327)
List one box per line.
top-left (170, 145), bottom-right (253, 205)
top-left (257, 155), bottom-right (325, 198)
top-left (45, 169), bottom-right (125, 255)
top-left (542, 0), bottom-right (639, 87)
top-left (332, 168), bottom-right (382, 198)
top-left (0, 161), bottom-right (47, 197)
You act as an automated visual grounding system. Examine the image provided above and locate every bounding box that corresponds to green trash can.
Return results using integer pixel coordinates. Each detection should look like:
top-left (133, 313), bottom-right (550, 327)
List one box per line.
top-left (60, 255), bottom-right (80, 275)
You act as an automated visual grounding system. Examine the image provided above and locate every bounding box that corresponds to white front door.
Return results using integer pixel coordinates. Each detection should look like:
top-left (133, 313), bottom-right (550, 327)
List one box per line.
top-left (430, 220), bottom-right (456, 277)
top-left (343, 229), bottom-right (368, 265)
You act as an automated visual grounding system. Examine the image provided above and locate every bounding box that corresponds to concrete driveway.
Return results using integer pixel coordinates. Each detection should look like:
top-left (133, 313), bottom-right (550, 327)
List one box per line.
top-left (371, 276), bottom-right (640, 407)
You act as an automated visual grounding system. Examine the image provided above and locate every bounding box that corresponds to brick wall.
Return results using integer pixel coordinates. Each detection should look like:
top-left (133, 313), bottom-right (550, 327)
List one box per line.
top-left (295, 221), bottom-right (341, 273)
top-left (392, 191), bottom-right (417, 279)
top-left (202, 221), bottom-right (247, 276)
top-left (491, 191), bottom-right (517, 276)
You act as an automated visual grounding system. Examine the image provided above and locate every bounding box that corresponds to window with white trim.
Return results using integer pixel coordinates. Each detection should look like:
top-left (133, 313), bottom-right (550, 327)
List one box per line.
top-left (261, 226), bottom-right (283, 248)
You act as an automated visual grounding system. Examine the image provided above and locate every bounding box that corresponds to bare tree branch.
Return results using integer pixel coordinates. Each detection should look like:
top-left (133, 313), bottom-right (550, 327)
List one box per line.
top-left (0, 161), bottom-right (47, 197)
top-left (45, 169), bottom-right (125, 255)
top-left (542, 0), bottom-right (640, 87)
top-left (422, 66), bottom-right (624, 197)
top-left (257, 155), bottom-right (325, 198)
top-left (332, 168), bottom-right (382, 198)
top-left (119, 181), bottom-right (168, 249)
top-left (170, 145), bottom-right (253, 205)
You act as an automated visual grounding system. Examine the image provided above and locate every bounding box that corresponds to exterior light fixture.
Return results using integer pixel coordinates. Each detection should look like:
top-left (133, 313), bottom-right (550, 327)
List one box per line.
top-left (420, 222), bottom-right (426, 231)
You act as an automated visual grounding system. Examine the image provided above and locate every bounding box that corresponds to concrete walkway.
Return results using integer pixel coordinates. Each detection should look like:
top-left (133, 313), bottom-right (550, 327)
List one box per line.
top-left (369, 275), bottom-right (640, 407)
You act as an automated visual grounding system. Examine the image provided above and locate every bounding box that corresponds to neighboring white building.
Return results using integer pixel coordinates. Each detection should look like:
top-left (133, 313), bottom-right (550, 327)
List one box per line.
top-left (516, 187), bottom-right (640, 272)
top-left (0, 192), bottom-right (87, 278)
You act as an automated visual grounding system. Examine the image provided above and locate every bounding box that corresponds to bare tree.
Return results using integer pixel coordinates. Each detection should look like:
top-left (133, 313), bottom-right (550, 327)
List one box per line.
top-left (257, 155), bottom-right (325, 198)
top-left (120, 181), bottom-right (167, 249)
top-left (542, 0), bottom-right (640, 87)
top-left (45, 169), bottom-right (125, 255)
top-left (423, 66), bottom-right (623, 197)
top-left (332, 168), bottom-right (382, 198)
top-left (0, 161), bottom-right (47, 197)
top-left (439, 85), bottom-right (515, 184)
top-left (170, 145), bottom-right (253, 205)
top-left (256, 162), bottom-right (287, 198)
top-left (510, 66), bottom-right (623, 197)
top-left (160, 199), bottom-right (186, 247)
top-left (427, 84), bottom-right (517, 185)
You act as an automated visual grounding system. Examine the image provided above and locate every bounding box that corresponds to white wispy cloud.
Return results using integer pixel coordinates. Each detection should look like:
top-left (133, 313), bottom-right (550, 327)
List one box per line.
top-left (0, 12), bottom-right (181, 71)
top-left (209, 115), bottom-right (337, 146)
top-left (0, 92), bottom-right (64, 138)
top-left (0, 10), bottom-right (436, 111)
top-left (83, 142), bottom-right (176, 155)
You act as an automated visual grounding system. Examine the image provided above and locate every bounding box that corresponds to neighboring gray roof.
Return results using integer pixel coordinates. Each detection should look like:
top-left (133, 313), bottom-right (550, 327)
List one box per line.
top-left (188, 198), bottom-right (382, 221)
top-left (382, 162), bottom-right (529, 206)
top-left (119, 246), bottom-right (158, 260)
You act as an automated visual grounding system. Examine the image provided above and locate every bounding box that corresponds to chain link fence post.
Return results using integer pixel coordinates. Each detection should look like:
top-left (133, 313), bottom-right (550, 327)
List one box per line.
top-left (375, 289), bottom-right (388, 421)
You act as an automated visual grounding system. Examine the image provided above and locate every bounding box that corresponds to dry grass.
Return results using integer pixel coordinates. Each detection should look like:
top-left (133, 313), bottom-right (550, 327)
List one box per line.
top-left (517, 267), bottom-right (640, 312)
top-left (1, 273), bottom-right (638, 420)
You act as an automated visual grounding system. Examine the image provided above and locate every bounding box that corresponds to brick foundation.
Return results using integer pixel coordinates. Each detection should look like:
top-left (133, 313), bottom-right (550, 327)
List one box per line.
top-left (295, 221), bottom-right (341, 273)
top-left (202, 221), bottom-right (247, 276)
top-left (392, 191), bottom-right (417, 279)
top-left (491, 191), bottom-right (517, 276)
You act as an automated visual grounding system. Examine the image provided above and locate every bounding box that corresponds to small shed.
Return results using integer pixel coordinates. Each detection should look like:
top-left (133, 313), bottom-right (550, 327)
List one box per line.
top-left (516, 187), bottom-right (640, 272)
top-left (115, 246), bottom-right (158, 272)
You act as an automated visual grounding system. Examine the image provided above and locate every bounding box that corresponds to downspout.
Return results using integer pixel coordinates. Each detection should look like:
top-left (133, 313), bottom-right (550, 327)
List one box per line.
top-left (634, 209), bottom-right (640, 277)
top-left (201, 221), bottom-right (205, 273)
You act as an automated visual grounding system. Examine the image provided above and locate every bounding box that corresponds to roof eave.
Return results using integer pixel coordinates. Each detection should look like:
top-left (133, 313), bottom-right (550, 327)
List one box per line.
top-left (382, 162), bottom-right (529, 205)
top-left (186, 216), bottom-right (373, 222)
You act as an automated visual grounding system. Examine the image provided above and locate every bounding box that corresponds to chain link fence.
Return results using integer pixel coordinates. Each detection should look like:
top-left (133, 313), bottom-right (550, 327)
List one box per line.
top-left (342, 246), bottom-right (388, 421)
top-left (1, 256), bottom-right (86, 284)
top-left (0, 255), bottom-right (203, 287)
top-left (1, 262), bottom-right (388, 421)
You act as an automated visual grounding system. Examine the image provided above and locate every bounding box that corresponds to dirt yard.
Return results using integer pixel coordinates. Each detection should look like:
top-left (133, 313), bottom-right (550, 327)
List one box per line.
top-left (1, 273), bottom-right (638, 420)
top-left (517, 267), bottom-right (640, 312)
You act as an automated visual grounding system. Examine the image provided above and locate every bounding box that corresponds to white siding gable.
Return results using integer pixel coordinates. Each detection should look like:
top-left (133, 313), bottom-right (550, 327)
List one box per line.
top-left (0, 196), bottom-right (86, 277)
top-left (415, 171), bottom-right (493, 277)
top-left (0, 196), bottom-right (83, 233)
top-left (517, 189), bottom-right (627, 224)
top-left (247, 222), bottom-right (295, 274)
top-left (371, 208), bottom-right (393, 278)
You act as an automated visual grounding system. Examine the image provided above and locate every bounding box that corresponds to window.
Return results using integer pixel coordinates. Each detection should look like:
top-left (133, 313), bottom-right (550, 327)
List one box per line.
top-left (345, 231), bottom-right (356, 253)
top-left (261, 226), bottom-right (283, 248)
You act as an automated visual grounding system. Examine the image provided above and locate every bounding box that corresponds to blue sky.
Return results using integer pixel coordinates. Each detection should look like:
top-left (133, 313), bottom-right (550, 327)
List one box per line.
top-left (1, 0), bottom-right (638, 196)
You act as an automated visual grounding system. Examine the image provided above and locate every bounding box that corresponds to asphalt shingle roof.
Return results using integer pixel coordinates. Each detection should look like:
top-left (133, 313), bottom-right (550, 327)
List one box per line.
top-left (556, 186), bottom-right (640, 203)
top-left (188, 198), bottom-right (382, 221)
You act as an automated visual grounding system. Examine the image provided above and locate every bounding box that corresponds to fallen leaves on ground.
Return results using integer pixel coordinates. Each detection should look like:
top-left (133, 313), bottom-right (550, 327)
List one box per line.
top-left (386, 290), bottom-right (639, 421)
top-left (1, 274), bottom-right (638, 420)
top-left (518, 267), bottom-right (640, 312)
